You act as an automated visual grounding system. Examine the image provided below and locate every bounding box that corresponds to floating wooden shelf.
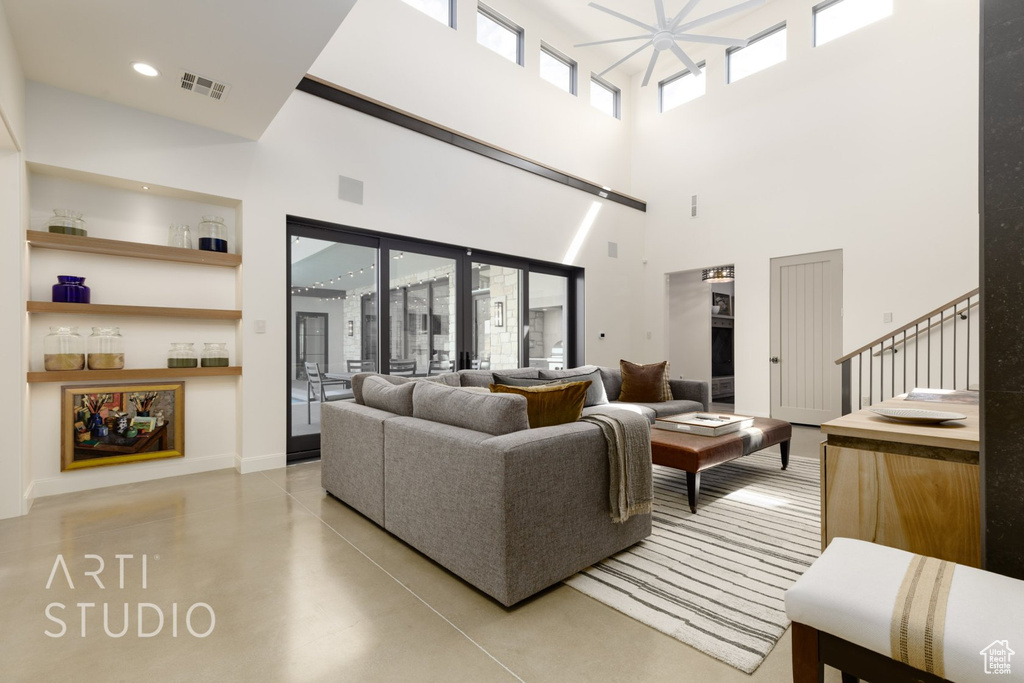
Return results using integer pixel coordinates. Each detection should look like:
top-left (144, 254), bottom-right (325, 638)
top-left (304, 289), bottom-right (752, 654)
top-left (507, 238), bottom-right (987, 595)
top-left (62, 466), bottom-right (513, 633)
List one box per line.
top-left (27, 230), bottom-right (241, 268)
top-left (27, 366), bottom-right (242, 383)
top-left (27, 301), bottom-right (242, 320)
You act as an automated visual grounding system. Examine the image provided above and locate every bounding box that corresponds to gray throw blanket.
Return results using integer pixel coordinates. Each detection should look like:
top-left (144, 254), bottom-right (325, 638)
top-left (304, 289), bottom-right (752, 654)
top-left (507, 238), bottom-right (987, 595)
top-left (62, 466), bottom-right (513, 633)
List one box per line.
top-left (580, 413), bottom-right (653, 523)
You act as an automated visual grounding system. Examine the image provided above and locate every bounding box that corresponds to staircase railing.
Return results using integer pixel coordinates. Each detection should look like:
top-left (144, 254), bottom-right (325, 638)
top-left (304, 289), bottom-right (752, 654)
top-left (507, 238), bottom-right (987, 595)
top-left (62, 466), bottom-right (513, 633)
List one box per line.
top-left (835, 289), bottom-right (979, 414)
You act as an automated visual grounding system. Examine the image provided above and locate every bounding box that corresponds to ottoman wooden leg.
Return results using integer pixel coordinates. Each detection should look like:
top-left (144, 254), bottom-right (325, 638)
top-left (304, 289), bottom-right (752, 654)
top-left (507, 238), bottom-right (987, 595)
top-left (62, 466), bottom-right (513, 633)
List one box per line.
top-left (686, 471), bottom-right (700, 513)
top-left (781, 439), bottom-right (791, 470)
top-left (791, 622), bottom-right (824, 683)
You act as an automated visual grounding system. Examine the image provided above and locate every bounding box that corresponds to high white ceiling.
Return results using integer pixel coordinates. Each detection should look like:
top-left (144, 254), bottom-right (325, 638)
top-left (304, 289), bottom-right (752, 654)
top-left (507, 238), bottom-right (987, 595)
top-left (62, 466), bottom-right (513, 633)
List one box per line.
top-left (527, 0), bottom-right (770, 78)
top-left (3, 0), bottom-right (357, 140)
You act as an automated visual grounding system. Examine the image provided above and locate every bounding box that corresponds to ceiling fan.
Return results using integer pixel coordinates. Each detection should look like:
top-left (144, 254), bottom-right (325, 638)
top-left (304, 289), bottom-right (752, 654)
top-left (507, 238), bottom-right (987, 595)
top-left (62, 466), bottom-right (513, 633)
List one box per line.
top-left (576, 0), bottom-right (767, 86)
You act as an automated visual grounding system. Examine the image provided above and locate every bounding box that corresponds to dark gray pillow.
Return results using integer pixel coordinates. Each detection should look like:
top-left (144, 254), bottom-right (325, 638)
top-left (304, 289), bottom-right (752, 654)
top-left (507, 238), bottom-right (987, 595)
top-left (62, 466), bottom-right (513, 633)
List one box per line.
top-left (492, 374), bottom-right (558, 388)
top-left (538, 368), bottom-right (608, 407)
top-left (361, 375), bottom-right (415, 416)
top-left (412, 381), bottom-right (529, 436)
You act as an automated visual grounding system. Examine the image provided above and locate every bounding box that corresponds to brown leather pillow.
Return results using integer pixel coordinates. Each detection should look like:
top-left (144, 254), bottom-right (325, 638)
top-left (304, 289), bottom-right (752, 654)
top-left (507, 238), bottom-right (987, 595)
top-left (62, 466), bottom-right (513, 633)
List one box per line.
top-left (488, 380), bottom-right (591, 429)
top-left (618, 360), bottom-right (672, 403)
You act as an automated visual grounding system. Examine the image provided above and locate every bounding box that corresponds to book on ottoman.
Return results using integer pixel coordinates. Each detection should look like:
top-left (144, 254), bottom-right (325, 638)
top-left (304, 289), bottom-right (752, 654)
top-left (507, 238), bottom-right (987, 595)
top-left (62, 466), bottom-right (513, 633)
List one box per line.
top-left (653, 413), bottom-right (755, 437)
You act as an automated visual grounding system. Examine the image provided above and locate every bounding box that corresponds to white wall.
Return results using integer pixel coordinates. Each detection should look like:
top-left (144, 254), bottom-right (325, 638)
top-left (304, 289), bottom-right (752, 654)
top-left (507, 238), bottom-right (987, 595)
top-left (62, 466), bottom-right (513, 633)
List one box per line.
top-left (632, 0), bottom-right (979, 417)
top-left (310, 0), bottom-right (634, 192)
top-left (0, 0), bottom-right (27, 519)
top-left (21, 80), bottom-right (645, 499)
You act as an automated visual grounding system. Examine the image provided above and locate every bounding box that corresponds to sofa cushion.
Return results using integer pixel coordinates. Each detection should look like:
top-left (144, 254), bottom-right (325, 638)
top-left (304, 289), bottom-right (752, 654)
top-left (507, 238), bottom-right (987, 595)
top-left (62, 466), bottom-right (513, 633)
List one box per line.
top-left (538, 367), bottom-right (608, 407)
top-left (492, 373), bottom-right (556, 388)
top-left (489, 380), bottom-right (591, 429)
top-left (583, 403), bottom-right (656, 423)
top-left (413, 380), bottom-right (529, 436)
top-left (352, 372), bottom-right (461, 404)
top-left (618, 360), bottom-right (672, 403)
top-left (361, 375), bottom-right (416, 416)
top-left (459, 368), bottom-right (540, 387)
top-left (598, 366), bottom-right (623, 401)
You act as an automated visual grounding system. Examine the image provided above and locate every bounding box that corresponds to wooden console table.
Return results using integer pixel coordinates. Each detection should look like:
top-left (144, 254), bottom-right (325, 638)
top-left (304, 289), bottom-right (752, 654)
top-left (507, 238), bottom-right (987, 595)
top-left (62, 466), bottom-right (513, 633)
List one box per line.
top-left (819, 396), bottom-right (980, 567)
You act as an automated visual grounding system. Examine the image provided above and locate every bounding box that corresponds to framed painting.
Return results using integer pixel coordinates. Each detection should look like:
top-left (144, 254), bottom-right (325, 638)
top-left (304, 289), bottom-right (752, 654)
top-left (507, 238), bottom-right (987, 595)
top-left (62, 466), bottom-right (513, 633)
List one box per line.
top-left (61, 381), bottom-right (185, 471)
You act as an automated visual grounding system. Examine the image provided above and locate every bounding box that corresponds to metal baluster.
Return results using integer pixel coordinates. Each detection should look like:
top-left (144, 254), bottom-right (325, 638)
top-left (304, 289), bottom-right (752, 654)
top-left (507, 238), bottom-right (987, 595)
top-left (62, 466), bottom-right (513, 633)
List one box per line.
top-left (903, 329), bottom-right (907, 394)
top-left (946, 301), bottom-right (954, 387)
top-left (927, 315), bottom-right (932, 387)
top-left (869, 346), bottom-right (874, 406)
top-left (891, 336), bottom-right (895, 399)
top-left (915, 323), bottom-right (919, 389)
top-left (940, 309), bottom-right (945, 388)
top-left (966, 296), bottom-right (971, 390)
top-left (859, 351), bottom-right (863, 410)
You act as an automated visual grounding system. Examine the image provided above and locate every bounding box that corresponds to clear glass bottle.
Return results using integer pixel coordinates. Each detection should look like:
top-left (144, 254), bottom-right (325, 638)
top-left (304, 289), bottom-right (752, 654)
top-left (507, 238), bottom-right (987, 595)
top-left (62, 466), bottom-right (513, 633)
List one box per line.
top-left (43, 326), bottom-right (85, 371)
top-left (87, 327), bottom-right (125, 370)
top-left (47, 209), bottom-right (88, 237)
top-left (201, 343), bottom-right (229, 367)
top-left (167, 342), bottom-right (198, 368)
top-left (198, 215), bottom-right (228, 253)
top-left (168, 224), bottom-right (193, 249)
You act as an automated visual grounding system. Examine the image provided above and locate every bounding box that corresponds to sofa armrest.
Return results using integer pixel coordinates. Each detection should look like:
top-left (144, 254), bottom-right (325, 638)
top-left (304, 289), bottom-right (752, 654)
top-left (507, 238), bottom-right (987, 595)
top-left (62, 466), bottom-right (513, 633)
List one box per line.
top-left (321, 401), bottom-right (397, 525)
top-left (670, 378), bottom-right (709, 410)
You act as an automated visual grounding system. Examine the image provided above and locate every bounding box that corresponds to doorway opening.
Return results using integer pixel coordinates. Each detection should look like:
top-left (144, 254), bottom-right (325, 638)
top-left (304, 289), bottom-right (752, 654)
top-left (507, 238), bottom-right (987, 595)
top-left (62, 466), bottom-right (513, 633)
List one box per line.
top-left (667, 265), bottom-right (736, 413)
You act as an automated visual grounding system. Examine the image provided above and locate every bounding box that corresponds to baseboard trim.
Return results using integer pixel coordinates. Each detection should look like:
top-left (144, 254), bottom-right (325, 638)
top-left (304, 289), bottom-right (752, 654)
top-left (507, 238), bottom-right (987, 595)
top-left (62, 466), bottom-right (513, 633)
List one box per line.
top-left (31, 453), bottom-right (236, 499)
top-left (236, 452), bottom-right (286, 474)
top-left (22, 481), bottom-right (35, 515)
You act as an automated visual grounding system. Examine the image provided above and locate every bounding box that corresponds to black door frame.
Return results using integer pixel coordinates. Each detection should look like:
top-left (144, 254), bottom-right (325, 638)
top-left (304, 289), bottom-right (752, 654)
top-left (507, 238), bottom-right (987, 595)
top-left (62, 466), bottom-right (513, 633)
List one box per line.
top-left (286, 215), bottom-right (585, 459)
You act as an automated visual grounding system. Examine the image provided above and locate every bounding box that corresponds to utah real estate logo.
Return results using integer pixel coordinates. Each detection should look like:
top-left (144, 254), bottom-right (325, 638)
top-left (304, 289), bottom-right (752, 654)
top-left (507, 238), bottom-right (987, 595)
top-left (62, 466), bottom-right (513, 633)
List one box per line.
top-left (980, 640), bottom-right (1014, 675)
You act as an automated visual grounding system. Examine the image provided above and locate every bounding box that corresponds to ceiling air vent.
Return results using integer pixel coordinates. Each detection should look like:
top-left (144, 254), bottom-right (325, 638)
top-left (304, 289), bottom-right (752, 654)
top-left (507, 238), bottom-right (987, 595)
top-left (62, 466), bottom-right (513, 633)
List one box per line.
top-left (179, 71), bottom-right (231, 101)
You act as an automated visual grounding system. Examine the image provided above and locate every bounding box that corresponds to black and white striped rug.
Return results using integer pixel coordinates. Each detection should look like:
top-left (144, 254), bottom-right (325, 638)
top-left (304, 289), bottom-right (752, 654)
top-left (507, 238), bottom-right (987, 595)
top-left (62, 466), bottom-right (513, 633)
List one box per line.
top-left (565, 451), bottom-right (821, 674)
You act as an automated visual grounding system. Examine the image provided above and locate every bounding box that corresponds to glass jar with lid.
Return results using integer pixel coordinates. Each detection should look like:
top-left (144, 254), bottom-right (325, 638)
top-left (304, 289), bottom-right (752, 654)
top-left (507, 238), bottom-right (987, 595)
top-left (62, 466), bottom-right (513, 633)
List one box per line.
top-left (167, 343), bottom-right (198, 368)
top-left (44, 326), bottom-right (85, 371)
top-left (198, 215), bottom-right (228, 253)
top-left (87, 327), bottom-right (125, 370)
top-left (201, 343), bottom-right (229, 367)
top-left (47, 209), bottom-right (88, 237)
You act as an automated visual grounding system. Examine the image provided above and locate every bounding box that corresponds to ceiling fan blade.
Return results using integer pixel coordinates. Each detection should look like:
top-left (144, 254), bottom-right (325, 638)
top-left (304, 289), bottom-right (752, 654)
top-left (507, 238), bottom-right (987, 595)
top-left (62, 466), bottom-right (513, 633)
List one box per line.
top-left (575, 34), bottom-right (653, 48)
top-left (654, 0), bottom-right (667, 28)
top-left (597, 40), bottom-right (654, 78)
top-left (674, 33), bottom-right (749, 47)
top-left (676, 0), bottom-right (766, 33)
top-left (587, 2), bottom-right (658, 32)
top-left (669, 0), bottom-right (702, 30)
top-left (641, 49), bottom-right (661, 87)
top-left (669, 43), bottom-right (703, 76)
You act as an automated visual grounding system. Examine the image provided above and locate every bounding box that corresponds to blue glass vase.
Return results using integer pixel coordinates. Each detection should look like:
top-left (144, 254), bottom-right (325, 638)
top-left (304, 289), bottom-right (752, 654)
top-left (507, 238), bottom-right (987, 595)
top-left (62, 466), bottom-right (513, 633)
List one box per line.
top-left (52, 276), bottom-right (91, 304)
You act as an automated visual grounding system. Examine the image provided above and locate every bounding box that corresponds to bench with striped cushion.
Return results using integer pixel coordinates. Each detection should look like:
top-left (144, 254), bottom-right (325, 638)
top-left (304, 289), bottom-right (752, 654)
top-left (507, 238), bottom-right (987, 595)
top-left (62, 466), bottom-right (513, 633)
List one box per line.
top-left (785, 537), bottom-right (1024, 683)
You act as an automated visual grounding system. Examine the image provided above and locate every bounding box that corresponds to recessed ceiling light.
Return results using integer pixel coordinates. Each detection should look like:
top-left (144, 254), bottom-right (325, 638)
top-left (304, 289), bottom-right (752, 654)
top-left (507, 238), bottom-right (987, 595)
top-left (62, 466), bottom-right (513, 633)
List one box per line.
top-left (131, 62), bottom-right (160, 78)
top-left (141, 185), bottom-right (150, 190)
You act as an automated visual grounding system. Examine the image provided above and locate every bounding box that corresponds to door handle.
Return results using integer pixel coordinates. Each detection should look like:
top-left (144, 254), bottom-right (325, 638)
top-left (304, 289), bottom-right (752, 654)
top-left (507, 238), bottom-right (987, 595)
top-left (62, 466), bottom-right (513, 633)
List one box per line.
top-left (770, 356), bottom-right (779, 364)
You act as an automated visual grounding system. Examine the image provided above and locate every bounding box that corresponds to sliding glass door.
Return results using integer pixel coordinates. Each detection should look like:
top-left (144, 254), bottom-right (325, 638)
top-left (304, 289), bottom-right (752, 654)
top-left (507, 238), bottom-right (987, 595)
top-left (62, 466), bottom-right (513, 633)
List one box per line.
top-left (286, 217), bottom-right (583, 459)
top-left (388, 247), bottom-right (458, 377)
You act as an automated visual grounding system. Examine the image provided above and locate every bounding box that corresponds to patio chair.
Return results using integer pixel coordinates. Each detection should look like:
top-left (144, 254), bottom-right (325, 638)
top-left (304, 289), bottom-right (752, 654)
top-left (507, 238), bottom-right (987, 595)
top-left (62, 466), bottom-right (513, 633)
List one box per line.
top-left (305, 362), bottom-right (349, 423)
top-left (390, 359), bottom-right (417, 376)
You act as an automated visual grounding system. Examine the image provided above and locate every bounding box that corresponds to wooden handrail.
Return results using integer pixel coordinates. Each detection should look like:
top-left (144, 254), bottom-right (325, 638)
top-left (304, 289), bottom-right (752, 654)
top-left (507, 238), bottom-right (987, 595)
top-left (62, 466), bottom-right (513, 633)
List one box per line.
top-left (835, 288), bottom-right (979, 365)
top-left (871, 300), bottom-right (980, 357)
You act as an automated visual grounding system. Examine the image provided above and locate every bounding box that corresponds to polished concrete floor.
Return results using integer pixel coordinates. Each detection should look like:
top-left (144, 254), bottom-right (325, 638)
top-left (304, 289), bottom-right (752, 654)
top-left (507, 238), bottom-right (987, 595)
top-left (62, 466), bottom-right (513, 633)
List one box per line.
top-left (0, 426), bottom-right (841, 682)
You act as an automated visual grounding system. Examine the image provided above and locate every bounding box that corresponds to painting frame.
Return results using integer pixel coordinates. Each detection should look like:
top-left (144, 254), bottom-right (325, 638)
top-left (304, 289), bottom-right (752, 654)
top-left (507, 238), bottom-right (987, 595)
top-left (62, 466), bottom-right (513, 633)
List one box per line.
top-left (61, 381), bottom-right (185, 471)
top-left (712, 292), bottom-right (732, 317)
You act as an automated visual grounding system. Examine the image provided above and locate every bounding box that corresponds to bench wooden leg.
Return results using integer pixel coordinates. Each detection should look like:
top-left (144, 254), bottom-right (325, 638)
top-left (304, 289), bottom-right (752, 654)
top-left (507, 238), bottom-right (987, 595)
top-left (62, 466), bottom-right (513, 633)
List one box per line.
top-left (841, 673), bottom-right (859, 683)
top-left (686, 471), bottom-right (700, 513)
top-left (781, 439), bottom-right (791, 470)
top-left (791, 622), bottom-right (824, 683)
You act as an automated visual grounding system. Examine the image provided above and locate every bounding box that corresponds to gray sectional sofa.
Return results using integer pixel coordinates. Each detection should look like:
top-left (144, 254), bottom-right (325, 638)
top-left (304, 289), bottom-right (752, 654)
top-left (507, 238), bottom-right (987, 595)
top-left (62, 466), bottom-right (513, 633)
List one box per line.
top-left (321, 365), bottom-right (708, 606)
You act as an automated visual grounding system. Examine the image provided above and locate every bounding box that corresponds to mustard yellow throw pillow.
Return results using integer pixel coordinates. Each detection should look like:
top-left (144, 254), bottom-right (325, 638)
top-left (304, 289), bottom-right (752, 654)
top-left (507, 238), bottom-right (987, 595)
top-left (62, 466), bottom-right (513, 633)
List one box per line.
top-left (618, 359), bottom-right (672, 403)
top-left (489, 380), bottom-right (592, 429)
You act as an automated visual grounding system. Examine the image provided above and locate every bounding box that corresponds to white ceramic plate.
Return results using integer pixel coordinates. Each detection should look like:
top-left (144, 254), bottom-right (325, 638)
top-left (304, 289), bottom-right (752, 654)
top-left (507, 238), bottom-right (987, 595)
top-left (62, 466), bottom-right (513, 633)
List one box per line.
top-left (871, 407), bottom-right (967, 424)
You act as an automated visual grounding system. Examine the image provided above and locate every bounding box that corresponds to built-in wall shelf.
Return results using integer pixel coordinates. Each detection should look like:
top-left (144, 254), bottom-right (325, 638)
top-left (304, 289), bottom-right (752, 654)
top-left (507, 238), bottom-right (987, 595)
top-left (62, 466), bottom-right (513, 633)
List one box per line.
top-left (26, 230), bottom-right (241, 268)
top-left (27, 301), bottom-right (242, 320)
top-left (27, 366), bottom-right (243, 383)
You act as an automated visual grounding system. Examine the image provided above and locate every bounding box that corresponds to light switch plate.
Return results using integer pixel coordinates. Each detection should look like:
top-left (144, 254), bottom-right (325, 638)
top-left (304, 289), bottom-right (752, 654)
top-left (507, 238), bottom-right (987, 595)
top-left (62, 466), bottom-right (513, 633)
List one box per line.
top-left (254, 320), bottom-right (266, 334)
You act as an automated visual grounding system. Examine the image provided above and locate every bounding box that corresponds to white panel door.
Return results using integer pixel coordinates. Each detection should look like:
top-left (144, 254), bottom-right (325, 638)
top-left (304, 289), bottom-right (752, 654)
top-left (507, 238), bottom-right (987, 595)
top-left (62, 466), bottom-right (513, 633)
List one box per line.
top-left (770, 250), bottom-right (843, 425)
